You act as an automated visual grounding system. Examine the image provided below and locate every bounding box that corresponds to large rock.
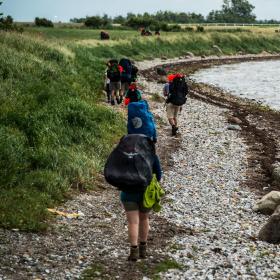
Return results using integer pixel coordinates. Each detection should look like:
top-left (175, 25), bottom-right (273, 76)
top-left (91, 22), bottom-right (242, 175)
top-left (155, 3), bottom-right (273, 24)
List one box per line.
top-left (185, 52), bottom-right (194, 57)
top-left (227, 124), bottom-right (241, 131)
top-left (260, 50), bottom-right (270, 56)
top-left (228, 116), bottom-right (242, 125)
top-left (253, 191), bottom-right (280, 214)
top-left (259, 205), bottom-right (280, 243)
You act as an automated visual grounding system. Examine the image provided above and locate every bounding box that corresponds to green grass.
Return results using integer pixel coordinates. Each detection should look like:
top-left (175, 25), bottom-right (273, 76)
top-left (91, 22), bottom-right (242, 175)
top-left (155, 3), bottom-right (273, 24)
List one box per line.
top-left (136, 258), bottom-right (184, 280)
top-left (1, 27), bottom-right (280, 231)
top-left (81, 258), bottom-right (184, 280)
top-left (0, 31), bottom-right (125, 231)
top-left (82, 263), bottom-right (105, 279)
top-left (26, 27), bottom-right (138, 41)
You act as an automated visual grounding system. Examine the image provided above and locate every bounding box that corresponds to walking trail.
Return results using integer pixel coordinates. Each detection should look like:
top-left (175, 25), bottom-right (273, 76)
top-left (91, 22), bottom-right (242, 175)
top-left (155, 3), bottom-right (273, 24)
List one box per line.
top-left (0, 56), bottom-right (279, 280)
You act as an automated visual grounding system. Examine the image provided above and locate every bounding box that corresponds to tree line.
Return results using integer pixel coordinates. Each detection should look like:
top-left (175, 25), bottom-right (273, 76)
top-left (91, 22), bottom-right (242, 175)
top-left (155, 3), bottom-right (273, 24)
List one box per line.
top-left (70, 0), bottom-right (280, 29)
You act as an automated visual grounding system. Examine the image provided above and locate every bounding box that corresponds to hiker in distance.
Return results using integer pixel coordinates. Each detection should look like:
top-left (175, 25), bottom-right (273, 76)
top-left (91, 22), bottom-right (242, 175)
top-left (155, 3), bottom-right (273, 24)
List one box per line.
top-left (104, 134), bottom-right (162, 261)
top-left (124, 82), bottom-right (142, 105)
top-left (163, 73), bottom-right (189, 136)
top-left (106, 59), bottom-right (123, 105)
top-left (104, 63), bottom-right (111, 103)
top-left (119, 58), bottom-right (133, 104)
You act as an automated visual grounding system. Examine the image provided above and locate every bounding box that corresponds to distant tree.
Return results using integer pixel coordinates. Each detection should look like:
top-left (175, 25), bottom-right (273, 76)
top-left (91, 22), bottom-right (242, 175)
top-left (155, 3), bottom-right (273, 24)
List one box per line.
top-left (35, 17), bottom-right (54, 27)
top-left (257, 19), bottom-right (280, 24)
top-left (70, 17), bottom-right (86, 23)
top-left (119, 10), bottom-right (205, 29)
top-left (0, 2), bottom-right (18, 31)
top-left (125, 16), bottom-right (157, 29)
top-left (101, 14), bottom-right (112, 26)
top-left (113, 15), bottom-right (125, 24)
top-left (207, 0), bottom-right (256, 23)
top-left (3, 15), bottom-right (13, 24)
top-left (126, 13), bottom-right (136, 20)
top-left (84, 16), bottom-right (102, 28)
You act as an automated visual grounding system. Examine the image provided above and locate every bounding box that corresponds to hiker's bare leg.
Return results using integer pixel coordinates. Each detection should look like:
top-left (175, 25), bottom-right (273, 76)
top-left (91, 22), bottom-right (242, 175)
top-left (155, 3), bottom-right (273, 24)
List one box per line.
top-left (174, 118), bottom-right (178, 127)
top-left (139, 212), bottom-right (149, 242)
top-left (168, 118), bottom-right (175, 127)
top-left (111, 90), bottom-right (115, 100)
top-left (126, 211), bottom-right (139, 246)
top-left (116, 90), bottom-right (121, 103)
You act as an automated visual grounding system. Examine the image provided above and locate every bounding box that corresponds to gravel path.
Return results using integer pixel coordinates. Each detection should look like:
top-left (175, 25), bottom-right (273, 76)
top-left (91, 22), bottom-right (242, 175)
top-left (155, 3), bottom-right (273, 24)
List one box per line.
top-left (0, 56), bottom-right (279, 280)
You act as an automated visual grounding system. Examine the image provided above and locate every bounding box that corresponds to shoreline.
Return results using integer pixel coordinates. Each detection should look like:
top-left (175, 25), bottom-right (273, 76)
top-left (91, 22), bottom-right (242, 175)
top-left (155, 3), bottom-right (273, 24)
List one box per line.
top-left (138, 53), bottom-right (280, 72)
top-left (140, 54), bottom-right (280, 195)
top-left (138, 55), bottom-right (280, 279)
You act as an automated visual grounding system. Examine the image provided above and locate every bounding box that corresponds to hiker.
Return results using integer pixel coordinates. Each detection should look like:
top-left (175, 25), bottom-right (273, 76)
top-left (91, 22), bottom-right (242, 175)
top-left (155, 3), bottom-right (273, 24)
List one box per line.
top-left (107, 59), bottom-right (123, 105)
top-left (119, 58), bottom-right (133, 103)
top-left (124, 83), bottom-right (142, 105)
top-left (127, 100), bottom-right (157, 143)
top-left (104, 62), bottom-right (111, 103)
top-left (121, 141), bottom-right (161, 261)
top-left (104, 134), bottom-right (162, 261)
top-left (163, 74), bottom-right (188, 136)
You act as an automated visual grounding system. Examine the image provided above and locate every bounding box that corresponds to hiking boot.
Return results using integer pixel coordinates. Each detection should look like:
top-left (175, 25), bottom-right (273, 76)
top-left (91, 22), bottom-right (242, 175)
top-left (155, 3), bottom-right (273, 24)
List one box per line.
top-left (139, 243), bottom-right (147, 259)
top-left (172, 125), bottom-right (177, 136)
top-left (128, 246), bottom-right (138, 262)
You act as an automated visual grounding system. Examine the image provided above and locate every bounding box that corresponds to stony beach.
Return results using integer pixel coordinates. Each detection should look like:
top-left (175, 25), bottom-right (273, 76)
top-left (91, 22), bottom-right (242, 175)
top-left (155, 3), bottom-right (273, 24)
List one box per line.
top-left (0, 56), bottom-right (280, 280)
top-left (147, 74), bottom-right (280, 279)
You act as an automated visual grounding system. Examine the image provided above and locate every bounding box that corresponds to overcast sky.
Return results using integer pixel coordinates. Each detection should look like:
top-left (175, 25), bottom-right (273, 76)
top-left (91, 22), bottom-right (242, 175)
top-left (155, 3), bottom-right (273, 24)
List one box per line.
top-left (3, 0), bottom-right (280, 22)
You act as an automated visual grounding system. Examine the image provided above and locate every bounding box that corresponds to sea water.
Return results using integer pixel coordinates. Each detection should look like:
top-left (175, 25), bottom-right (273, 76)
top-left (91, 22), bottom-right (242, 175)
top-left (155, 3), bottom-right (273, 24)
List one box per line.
top-left (191, 60), bottom-right (280, 111)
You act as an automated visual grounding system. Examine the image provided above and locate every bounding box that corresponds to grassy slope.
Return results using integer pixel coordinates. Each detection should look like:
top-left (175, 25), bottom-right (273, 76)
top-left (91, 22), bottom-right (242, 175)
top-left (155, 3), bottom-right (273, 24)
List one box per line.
top-left (1, 28), bottom-right (280, 231)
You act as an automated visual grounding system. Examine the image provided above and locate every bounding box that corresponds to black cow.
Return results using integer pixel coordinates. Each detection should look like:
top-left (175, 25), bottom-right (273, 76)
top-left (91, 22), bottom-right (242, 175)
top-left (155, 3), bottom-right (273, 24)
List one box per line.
top-left (100, 31), bottom-right (110, 40)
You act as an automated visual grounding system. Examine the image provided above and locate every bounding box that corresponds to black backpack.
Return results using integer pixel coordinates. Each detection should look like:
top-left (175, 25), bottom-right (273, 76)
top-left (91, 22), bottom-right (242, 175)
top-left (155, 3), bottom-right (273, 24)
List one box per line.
top-left (167, 76), bottom-right (188, 106)
top-left (104, 134), bottom-right (155, 192)
top-left (107, 59), bottom-right (121, 82)
top-left (119, 58), bottom-right (132, 83)
top-left (125, 88), bottom-right (142, 103)
top-left (131, 64), bottom-right (139, 82)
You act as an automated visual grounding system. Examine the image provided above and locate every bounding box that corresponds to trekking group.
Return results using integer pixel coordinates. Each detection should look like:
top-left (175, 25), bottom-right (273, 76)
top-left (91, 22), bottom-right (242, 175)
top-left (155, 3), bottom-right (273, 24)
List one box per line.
top-left (105, 58), bottom-right (139, 106)
top-left (104, 57), bottom-right (188, 261)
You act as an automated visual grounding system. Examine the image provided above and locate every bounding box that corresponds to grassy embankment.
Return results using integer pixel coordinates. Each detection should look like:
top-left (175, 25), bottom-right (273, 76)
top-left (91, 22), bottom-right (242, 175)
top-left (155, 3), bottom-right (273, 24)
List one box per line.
top-left (1, 28), bottom-right (280, 231)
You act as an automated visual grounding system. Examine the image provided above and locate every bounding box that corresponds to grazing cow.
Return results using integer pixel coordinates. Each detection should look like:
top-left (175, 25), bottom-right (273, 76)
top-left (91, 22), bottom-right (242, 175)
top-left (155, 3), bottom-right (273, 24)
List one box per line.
top-left (140, 28), bottom-right (152, 36)
top-left (100, 31), bottom-right (110, 40)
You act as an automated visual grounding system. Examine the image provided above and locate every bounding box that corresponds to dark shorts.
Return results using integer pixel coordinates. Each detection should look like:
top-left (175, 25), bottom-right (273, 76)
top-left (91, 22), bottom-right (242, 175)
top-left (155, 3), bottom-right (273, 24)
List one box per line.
top-left (120, 191), bottom-right (151, 213)
top-left (109, 81), bottom-right (121, 92)
top-left (121, 82), bottom-right (130, 92)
